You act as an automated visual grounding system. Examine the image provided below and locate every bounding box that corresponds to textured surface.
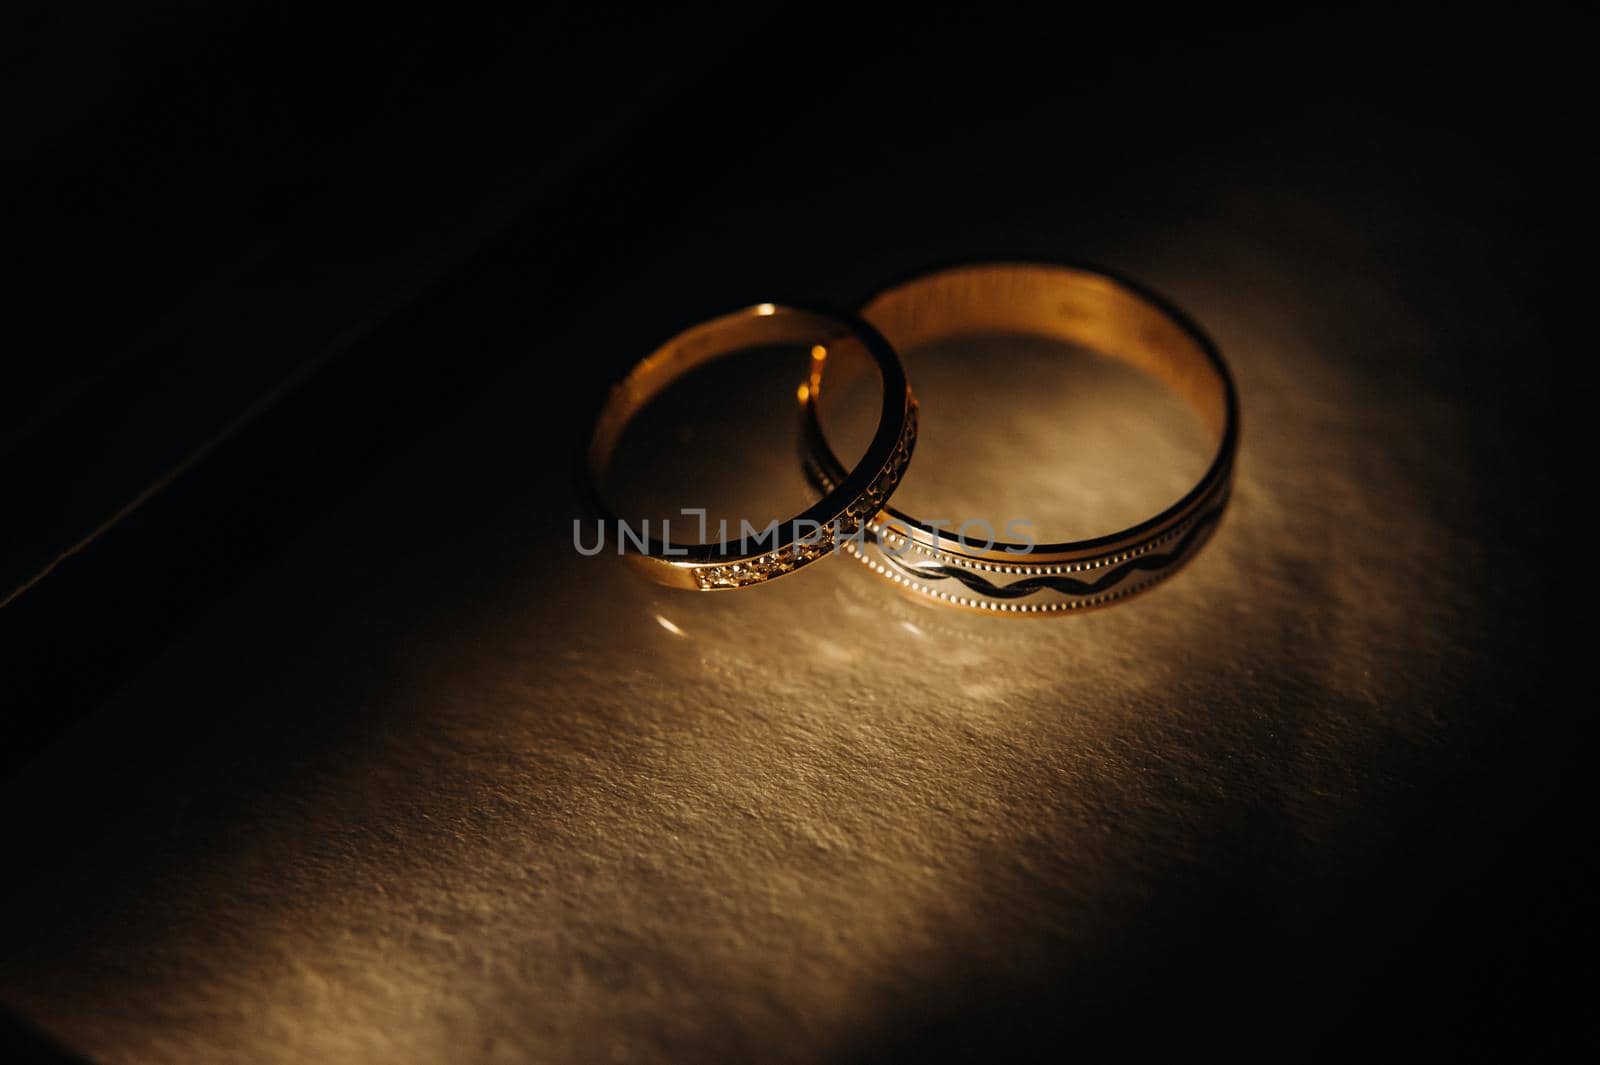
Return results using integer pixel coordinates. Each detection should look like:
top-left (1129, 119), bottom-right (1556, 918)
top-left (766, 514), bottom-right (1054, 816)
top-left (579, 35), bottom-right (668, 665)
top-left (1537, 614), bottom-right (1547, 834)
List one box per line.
top-left (0, 19), bottom-right (1581, 1064)
top-left (0, 237), bottom-right (1565, 1060)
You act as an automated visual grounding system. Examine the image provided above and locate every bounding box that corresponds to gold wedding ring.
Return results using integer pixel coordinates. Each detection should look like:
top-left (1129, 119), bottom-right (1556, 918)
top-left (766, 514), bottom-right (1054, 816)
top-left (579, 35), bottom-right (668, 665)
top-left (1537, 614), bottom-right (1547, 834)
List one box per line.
top-left (587, 304), bottom-right (917, 590)
top-left (804, 263), bottom-right (1238, 613)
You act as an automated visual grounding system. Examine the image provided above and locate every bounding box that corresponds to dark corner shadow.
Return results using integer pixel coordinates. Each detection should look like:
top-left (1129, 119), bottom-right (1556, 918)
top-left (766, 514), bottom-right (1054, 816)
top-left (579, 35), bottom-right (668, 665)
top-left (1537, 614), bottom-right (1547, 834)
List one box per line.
top-left (0, 1006), bottom-right (93, 1065)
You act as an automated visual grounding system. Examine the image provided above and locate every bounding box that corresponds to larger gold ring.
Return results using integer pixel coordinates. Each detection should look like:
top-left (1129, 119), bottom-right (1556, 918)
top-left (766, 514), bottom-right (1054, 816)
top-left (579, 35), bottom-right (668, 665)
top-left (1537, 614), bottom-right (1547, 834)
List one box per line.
top-left (804, 263), bottom-right (1238, 614)
top-left (588, 304), bottom-right (917, 590)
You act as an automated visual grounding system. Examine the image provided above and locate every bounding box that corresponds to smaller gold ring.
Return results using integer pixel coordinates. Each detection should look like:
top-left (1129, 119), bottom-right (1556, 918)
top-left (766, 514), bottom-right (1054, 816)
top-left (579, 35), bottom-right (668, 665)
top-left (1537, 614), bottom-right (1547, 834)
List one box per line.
top-left (587, 304), bottom-right (917, 590)
top-left (804, 263), bottom-right (1238, 614)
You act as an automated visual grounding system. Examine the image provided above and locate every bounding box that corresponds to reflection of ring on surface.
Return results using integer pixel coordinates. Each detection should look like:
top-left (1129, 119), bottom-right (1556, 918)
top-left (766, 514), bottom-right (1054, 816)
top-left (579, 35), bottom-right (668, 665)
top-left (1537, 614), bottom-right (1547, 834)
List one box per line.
top-left (804, 263), bottom-right (1238, 614)
top-left (587, 304), bottom-right (917, 590)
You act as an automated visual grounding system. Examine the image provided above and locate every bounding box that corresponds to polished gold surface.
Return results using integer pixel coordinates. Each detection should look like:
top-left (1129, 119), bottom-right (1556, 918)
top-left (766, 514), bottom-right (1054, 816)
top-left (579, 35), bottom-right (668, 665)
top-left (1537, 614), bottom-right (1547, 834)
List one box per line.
top-left (589, 305), bottom-right (916, 590)
top-left (805, 264), bottom-right (1237, 612)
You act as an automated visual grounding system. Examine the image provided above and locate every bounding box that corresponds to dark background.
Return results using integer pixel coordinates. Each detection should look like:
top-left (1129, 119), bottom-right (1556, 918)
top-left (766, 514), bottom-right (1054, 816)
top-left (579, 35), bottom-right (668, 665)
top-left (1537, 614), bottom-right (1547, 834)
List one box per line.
top-left (2, 3), bottom-right (1590, 1061)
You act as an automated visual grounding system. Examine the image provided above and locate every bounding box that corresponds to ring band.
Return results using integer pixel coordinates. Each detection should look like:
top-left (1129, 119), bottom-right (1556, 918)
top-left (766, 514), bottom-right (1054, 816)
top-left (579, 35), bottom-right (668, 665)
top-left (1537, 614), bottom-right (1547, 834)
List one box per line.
top-left (588, 304), bottom-right (918, 590)
top-left (803, 263), bottom-right (1238, 613)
